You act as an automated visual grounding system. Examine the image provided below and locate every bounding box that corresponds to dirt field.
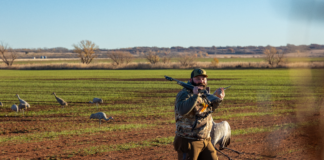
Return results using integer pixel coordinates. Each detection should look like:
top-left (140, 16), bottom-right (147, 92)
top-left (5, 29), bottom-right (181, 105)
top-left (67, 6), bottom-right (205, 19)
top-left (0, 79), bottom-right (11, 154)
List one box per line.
top-left (0, 100), bottom-right (322, 160)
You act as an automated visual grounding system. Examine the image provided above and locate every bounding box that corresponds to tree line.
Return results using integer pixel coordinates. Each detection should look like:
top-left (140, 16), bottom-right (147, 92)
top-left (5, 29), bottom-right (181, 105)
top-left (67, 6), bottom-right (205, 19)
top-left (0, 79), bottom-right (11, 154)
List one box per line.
top-left (9, 43), bottom-right (324, 55)
top-left (1, 40), bottom-right (323, 67)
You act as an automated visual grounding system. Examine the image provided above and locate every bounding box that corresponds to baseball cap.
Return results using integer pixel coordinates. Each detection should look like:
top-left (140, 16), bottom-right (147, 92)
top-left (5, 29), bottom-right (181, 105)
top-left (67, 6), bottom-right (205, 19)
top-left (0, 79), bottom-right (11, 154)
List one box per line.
top-left (191, 68), bottom-right (208, 78)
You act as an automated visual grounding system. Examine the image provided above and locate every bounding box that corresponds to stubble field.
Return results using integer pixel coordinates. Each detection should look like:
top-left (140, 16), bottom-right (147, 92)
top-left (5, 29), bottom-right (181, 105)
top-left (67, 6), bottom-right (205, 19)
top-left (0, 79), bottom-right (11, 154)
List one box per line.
top-left (0, 69), bottom-right (323, 160)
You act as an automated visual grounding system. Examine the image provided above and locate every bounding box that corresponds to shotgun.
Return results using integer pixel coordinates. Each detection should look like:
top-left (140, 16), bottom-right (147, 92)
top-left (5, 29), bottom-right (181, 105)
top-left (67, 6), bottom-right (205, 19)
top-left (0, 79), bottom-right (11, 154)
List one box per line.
top-left (164, 75), bottom-right (209, 94)
top-left (164, 75), bottom-right (231, 92)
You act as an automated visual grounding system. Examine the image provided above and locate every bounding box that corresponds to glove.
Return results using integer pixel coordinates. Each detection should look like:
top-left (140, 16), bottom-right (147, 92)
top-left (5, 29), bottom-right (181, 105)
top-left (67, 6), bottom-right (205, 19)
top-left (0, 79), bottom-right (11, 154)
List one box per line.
top-left (213, 88), bottom-right (225, 100)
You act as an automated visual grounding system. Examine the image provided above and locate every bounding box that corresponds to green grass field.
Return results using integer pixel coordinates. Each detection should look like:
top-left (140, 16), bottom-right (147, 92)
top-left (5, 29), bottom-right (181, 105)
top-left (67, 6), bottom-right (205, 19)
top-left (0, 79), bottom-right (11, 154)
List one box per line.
top-left (0, 69), bottom-right (317, 104)
top-left (0, 69), bottom-right (322, 119)
top-left (0, 69), bottom-right (323, 159)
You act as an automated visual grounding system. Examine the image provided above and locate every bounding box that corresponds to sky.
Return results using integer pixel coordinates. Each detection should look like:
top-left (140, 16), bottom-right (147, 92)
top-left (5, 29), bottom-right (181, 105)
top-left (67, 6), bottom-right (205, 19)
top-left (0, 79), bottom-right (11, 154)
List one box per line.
top-left (0, 0), bottom-right (323, 49)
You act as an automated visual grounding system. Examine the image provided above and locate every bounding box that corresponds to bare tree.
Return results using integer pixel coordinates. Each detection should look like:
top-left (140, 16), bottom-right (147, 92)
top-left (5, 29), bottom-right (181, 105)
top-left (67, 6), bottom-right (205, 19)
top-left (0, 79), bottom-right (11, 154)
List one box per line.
top-left (73, 40), bottom-right (98, 64)
top-left (108, 51), bottom-right (125, 65)
top-left (0, 42), bottom-right (17, 66)
top-left (108, 51), bottom-right (134, 65)
top-left (178, 53), bottom-right (196, 67)
top-left (263, 46), bottom-right (285, 66)
top-left (161, 56), bottom-right (172, 64)
top-left (276, 50), bottom-right (285, 65)
top-left (123, 52), bottom-right (134, 64)
top-left (263, 46), bottom-right (277, 66)
top-left (144, 51), bottom-right (160, 64)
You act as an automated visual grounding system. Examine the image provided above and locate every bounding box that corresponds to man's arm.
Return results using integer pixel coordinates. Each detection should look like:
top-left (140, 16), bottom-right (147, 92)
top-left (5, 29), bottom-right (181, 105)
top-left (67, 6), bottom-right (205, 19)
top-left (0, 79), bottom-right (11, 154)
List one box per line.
top-left (175, 90), bottom-right (198, 116)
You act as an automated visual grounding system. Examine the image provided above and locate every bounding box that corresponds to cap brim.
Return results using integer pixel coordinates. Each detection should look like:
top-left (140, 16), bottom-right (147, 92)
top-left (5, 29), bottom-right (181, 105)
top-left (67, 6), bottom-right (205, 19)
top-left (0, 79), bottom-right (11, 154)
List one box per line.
top-left (194, 74), bottom-right (208, 77)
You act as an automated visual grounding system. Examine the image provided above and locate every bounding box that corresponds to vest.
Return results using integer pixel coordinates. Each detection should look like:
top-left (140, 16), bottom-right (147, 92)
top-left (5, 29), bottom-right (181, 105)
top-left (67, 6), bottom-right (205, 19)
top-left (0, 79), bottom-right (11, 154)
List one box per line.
top-left (175, 89), bottom-right (213, 140)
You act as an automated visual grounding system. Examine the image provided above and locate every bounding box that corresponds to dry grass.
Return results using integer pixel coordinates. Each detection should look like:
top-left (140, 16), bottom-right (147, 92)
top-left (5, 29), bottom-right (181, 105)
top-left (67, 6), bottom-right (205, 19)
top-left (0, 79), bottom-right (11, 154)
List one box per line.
top-left (0, 62), bottom-right (324, 70)
top-left (209, 62), bottom-right (324, 69)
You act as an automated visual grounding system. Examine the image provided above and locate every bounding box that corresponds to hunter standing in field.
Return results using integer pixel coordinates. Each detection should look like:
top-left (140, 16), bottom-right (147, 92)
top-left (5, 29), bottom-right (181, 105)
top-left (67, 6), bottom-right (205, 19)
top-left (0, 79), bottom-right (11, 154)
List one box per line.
top-left (173, 68), bottom-right (225, 160)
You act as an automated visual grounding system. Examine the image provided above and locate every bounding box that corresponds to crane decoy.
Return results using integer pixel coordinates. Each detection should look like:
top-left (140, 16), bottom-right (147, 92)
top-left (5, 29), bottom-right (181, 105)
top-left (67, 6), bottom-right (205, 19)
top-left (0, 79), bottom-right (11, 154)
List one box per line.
top-left (15, 94), bottom-right (30, 107)
top-left (52, 92), bottom-right (68, 108)
top-left (211, 121), bottom-right (242, 160)
top-left (11, 103), bottom-right (28, 116)
top-left (18, 104), bottom-right (28, 115)
top-left (15, 94), bottom-right (30, 115)
top-left (90, 112), bottom-right (114, 128)
top-left (89, 98), bottom-right (103, 109)
top-left (11, 104), bottom-right (18, 112)
top-left (11, 104), bottom-right (18, 116)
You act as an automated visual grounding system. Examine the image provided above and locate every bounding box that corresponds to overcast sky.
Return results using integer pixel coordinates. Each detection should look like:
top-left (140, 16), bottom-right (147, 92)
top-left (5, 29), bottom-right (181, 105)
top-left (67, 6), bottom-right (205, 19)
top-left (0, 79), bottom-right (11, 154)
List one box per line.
top-left (1, 0), bottom-right (323, 49)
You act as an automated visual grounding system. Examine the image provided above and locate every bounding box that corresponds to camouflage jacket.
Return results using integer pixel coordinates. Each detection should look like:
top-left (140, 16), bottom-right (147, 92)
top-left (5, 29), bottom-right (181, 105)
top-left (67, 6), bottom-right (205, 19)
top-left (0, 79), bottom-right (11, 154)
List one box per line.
top-left (174, 83), bottom-right (222, 140)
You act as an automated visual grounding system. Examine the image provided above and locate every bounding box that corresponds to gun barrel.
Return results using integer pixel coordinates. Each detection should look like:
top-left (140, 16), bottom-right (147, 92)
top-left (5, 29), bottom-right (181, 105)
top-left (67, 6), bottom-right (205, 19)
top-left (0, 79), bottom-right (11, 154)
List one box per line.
top-left (224, 86), bottom-right (231, 90)
top-left (164, 75), bottom-right (174, 81)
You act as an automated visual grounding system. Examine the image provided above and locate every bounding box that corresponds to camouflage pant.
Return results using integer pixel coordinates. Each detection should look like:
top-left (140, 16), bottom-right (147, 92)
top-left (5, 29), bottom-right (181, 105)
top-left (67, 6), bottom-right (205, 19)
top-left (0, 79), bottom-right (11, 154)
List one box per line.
top-left (173, 135), bottom-right (218, 160)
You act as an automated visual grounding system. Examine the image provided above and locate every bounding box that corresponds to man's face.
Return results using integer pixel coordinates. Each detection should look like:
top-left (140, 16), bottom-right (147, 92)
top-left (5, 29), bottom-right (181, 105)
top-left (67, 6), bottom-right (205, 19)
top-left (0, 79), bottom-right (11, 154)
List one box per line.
top-left (190, 75), bottom-right (207, 89)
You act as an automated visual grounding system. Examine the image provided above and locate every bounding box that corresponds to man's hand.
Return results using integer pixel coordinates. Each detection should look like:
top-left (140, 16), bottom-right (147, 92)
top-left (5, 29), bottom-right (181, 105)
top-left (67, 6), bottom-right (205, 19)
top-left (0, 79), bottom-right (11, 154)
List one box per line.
top-left (193, 86), bottom-right (204, 95)
top-left (213, 88), bottom-right (225, 100)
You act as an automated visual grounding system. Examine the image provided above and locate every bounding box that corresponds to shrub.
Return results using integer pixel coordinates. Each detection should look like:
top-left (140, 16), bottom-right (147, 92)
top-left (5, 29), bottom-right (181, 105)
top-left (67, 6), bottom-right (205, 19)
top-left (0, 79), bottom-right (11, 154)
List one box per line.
top-left (210, 58), bottom-right (219, 67)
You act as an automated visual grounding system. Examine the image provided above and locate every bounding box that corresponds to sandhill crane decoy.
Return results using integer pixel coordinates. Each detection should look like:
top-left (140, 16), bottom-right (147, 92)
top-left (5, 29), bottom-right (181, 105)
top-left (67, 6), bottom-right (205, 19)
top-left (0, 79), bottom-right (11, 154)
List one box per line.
top-left (89, 98), bottom-right (103, 109)
top-left (15, 94), bottom-right (30, 115)
top-left (52, 92), bottom-right (68, 108)
top-left (11, 104), bottom-right (28, 116)
top-left (18, 104), bottom-right (28, 115)
top-left (211, 121), bottom-right (242, 160)
top-left (11, 104), bottom-right (18, 116)
top-left (15, 94), bottom-right (30, 107)
top-left (90, 112), bottom-right (113, 128)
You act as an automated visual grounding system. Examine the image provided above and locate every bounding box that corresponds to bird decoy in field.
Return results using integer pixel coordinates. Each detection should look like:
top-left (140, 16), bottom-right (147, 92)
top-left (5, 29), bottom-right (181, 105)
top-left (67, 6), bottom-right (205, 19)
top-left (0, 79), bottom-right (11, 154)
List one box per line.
top-left (90, 112), bottom-right (113, 128)
top-left (15, 94), bottom-right (30, 107)
top-left (0, 102), bottom-right (3, 107)
top-left (11, 104), bottom-right (18, 117)
top-left (15, 94), bottom-right (30, 115)
top-left (52, 92), bottom-right (68, 108)
top-left (89, 98), bottom-right (103, 109)
top-left (18, 104), bottom-right (28, 115)
top-left (11, 104), bottom-right (27, 116)
top-left (211, 121), bottom-right (242, 160)
top-left (11, 104), bottom-right (18, 115)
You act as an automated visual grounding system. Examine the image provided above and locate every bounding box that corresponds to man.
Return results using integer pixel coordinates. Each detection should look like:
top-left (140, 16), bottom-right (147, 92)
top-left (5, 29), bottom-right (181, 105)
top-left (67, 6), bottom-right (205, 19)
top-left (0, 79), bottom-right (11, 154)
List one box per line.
top-left (173, 68), bottom-right (225, 160)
